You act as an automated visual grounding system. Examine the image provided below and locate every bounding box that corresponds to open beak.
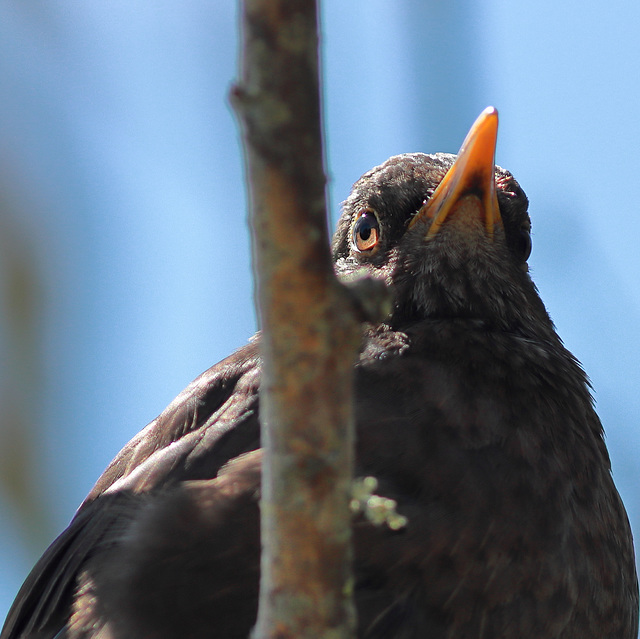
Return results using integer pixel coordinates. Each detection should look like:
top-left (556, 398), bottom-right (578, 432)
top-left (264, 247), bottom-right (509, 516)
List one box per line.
top-left (409, 106), bottom-right (502, 238)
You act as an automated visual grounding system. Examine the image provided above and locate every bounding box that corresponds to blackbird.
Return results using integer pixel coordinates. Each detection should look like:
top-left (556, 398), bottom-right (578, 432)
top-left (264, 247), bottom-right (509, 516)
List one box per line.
top-left (2, 107), bottom-right (637, 639)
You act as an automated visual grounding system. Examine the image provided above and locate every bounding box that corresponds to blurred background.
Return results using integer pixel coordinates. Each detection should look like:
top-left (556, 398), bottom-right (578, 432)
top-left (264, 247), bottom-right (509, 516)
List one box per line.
top-left (1, 0), bottom-right (639, 623)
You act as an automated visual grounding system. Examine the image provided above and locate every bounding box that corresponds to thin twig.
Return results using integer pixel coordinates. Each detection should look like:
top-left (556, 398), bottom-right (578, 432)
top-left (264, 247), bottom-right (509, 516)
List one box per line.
top-left (232, 1), bottom-right (360, 637)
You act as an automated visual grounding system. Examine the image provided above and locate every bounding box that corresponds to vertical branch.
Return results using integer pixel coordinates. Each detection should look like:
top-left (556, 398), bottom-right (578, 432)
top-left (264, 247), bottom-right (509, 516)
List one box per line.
top-left (232, 1), bottom-right (360, 638)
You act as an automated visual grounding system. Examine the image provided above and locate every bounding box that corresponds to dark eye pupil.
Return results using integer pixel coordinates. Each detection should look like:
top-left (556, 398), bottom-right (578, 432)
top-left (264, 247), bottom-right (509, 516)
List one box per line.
top-left (359, 223), bottom-right (372, 240)
top-left (518, 229), bottom-right (532, 261)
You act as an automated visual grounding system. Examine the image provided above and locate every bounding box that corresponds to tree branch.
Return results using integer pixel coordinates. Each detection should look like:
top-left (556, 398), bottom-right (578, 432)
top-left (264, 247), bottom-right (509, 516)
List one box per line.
top-left (232, 1), bottom-right (361, 637)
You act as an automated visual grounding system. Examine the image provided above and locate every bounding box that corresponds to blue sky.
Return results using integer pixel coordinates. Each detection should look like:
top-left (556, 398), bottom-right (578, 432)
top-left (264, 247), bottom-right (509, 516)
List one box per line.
top-left (1, 0), bottom-right (639, 624)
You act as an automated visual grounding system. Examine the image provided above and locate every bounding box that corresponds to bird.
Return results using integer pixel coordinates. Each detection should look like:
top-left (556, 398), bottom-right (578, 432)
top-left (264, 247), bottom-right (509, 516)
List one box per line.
top-left (2, 107), bottom-right (637, 639)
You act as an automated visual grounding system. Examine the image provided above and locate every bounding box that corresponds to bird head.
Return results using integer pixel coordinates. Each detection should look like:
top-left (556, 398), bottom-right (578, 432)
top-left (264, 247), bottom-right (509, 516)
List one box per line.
top-left (332, 107), bottom-right (552, 337)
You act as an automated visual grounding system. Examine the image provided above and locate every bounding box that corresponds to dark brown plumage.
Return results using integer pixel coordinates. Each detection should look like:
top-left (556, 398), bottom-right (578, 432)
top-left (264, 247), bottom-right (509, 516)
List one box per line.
top-left (2, 108), bottom-right (637, 639)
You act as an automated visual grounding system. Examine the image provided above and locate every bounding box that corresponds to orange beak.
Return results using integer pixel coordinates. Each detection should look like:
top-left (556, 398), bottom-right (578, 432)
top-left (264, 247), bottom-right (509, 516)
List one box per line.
top-left (409, 106), bottom-right (502, 238)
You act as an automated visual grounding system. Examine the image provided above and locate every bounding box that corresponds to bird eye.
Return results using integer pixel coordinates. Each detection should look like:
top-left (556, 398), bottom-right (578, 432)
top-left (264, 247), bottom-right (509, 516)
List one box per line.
top-left (352, 209), bottom-right (381, 253)
top-left (516, 225), bottom-right (532, 261)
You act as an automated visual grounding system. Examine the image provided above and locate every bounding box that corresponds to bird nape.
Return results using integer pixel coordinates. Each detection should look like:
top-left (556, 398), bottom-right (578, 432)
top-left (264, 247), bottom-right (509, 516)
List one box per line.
top-left (2, 107), bottom-right (637, 639)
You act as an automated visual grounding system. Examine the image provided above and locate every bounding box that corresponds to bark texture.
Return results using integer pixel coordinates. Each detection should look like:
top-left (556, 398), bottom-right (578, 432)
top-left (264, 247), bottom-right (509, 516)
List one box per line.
top-left (232, 2), bottom-right (360, 638)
